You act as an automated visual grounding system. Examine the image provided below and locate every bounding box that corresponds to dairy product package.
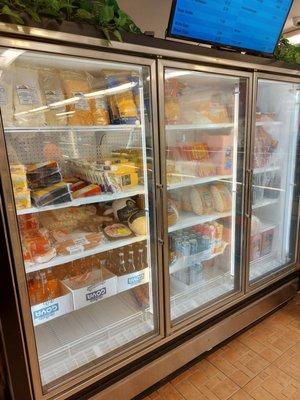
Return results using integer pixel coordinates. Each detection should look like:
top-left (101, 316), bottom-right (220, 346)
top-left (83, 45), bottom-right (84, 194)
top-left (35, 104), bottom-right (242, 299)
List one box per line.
top-left (103, 70), bottom-right (139, 124)
top-left (88, 75), bottom-right (110, 125)
top-left (61, 71), bottom-right (94, 126)
top-left (0, 69), bottom-right (14, 126)
top-left (39, 68), bottom-right (67, 126)
top-left (14, 66), bottom-right (46, 126)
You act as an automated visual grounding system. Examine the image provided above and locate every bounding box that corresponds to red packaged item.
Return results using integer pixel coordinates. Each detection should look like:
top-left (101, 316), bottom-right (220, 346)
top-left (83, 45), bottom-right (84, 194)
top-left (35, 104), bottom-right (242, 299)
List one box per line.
top-left (71, 180), bottom-right (88, 192)
top-left (18, 214), bottom-right (39, 232)
top-left (72, 184), bottom-right (101, 199)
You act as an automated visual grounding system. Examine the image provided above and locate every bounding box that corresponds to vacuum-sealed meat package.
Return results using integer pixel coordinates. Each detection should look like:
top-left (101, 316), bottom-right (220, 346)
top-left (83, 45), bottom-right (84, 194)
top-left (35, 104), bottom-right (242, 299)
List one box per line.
top-left (39, 68), bottom-right (67, 126)
top-left (14, 66), bottom-right (46, 126)
top-left (61, 71), bottom-right (94, 126)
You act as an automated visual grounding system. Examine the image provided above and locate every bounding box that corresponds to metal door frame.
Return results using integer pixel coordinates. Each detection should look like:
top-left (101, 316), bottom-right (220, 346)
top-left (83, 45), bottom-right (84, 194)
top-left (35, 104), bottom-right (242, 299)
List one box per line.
top-left (245, 72), bottom-right (300, 295)
top-left (0, 36), bottom-right (165, 400)
top-left (157, 59), bottom-right (253, 335)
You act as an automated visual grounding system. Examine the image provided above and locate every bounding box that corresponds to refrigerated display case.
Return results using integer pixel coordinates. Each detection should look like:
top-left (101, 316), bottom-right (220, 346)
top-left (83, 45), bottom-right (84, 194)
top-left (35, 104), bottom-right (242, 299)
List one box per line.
top-left (158, 62), bottom-right (250, 328)
top-left (0, 26), bottom-right (298, 400)
top-left (0, 46), bottom-right (163, 396)
top-left (249, 76), bottom-right (300, 285)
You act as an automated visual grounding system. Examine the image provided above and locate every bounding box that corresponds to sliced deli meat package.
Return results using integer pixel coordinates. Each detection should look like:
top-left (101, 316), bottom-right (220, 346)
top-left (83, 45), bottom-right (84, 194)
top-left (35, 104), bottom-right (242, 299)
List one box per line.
top-left (55, 231), bottom-right (104, 256)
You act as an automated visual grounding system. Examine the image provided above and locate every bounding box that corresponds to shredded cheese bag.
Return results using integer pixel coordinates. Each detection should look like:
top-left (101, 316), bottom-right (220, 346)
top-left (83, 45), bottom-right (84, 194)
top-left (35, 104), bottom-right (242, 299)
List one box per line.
top-left (61, 71), bottom-right (94, 126)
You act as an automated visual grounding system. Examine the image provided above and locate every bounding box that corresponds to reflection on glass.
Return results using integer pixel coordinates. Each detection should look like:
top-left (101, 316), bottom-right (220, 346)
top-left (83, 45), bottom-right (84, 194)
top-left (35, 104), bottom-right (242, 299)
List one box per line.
top-left (164, 68), bottom-right (247, 323)
top-left (250, 80), bottom-right (300, 283)
top-left (1, 50), bottom-right (157, 389)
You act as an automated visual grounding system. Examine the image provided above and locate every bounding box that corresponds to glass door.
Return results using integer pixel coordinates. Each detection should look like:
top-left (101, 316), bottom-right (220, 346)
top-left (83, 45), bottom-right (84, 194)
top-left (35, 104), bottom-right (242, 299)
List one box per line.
top-left (249, 76), bottom-right (300, 285)
top-left (0, 48), bottom-right (161, 393)
top-left (159, 62), bottom-right (249, 328)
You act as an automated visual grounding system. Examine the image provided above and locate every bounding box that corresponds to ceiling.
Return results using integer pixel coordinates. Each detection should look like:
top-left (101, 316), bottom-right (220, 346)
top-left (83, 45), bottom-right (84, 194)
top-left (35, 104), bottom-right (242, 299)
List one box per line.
top-left (285, 0), bottom-right (300, 32)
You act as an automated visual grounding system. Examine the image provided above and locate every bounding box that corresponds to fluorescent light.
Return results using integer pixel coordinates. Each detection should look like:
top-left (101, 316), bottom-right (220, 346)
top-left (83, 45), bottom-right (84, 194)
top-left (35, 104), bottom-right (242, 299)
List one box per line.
top-left (84, 82), bottom-right (136, 99)
top-left (0, 49), bottom-right (24, 67)
top-left (50, 96), bottom-right (80, 108)
top-left (165, 71), bottom-right (191, 79)
top-left (56, 111), bottom-right (75, 116)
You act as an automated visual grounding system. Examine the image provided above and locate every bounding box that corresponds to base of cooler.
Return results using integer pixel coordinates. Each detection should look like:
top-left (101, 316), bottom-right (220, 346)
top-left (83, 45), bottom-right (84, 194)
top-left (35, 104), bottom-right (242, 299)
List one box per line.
top-left (89, 277), bottom-right (299, 400)
top-left (35, 293), bottom-right (153, 386)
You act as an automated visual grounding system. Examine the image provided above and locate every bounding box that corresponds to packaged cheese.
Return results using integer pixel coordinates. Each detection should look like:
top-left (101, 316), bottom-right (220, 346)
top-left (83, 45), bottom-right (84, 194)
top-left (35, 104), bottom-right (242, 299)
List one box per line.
top-left (39, 68), bottom-right (67, 126)
top-left (104, 223), bottom-right (133, 240)
top-left (26, 161), bottom-right (62, 190)
top-left (103, 70), bottom-right (139, 124)
top-left (61, 71), bottom-right (94, 126)
top-left (88, 75), bottom-right (110, 125)
top-left (0, 69), bottom-right (14, 126)
top-left (31, 182), bottom-right (71, 207)
top-left (14, 66), bottom-right (46, 126)
top-left (15, 190), bottom-right (31, 210)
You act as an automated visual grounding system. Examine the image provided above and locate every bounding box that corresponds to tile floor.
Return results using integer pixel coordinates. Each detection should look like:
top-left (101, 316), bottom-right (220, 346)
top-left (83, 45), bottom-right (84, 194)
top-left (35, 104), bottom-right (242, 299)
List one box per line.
top-left (140, 293), bottom-right (300, 400)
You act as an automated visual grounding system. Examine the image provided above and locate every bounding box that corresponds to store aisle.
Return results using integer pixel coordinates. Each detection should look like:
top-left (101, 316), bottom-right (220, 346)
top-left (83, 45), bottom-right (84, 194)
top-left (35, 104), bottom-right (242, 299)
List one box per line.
top-left (140, 293), bottom-right (300, 400)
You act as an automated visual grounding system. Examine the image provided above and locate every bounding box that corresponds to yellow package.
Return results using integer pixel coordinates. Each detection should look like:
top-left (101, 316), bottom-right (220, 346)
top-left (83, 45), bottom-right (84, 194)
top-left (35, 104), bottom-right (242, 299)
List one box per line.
top-left (12, 174), bottom-right (28, 192)
top-left (10, 165), bottom-right (26, 175)
top-left (15, 190), bottom-right (31, 210)
top-left (61, 71), bottom-right (94, 126)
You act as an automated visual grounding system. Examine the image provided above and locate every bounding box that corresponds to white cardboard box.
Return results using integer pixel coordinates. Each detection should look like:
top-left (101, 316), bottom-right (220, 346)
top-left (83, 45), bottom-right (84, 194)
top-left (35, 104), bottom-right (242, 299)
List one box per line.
top-left (31, 283), bottom-right (73, 326)
top-left (62, 268), bottom-right (117, 310)
top-left (117, 267), bottom-right (149, 293)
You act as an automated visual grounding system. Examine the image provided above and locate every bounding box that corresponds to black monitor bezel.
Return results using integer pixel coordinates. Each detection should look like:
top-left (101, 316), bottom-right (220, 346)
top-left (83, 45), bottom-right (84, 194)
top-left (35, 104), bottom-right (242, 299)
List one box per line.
top-left (166, 0), bottom-right (294, 58)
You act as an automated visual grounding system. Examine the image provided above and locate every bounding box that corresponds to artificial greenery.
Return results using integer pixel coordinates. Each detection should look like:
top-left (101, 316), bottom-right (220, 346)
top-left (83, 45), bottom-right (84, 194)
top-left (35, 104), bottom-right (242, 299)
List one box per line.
top-left (274, 36), bottom-right (300, 64)
top-left (0, 0), bottom-right (141, 41)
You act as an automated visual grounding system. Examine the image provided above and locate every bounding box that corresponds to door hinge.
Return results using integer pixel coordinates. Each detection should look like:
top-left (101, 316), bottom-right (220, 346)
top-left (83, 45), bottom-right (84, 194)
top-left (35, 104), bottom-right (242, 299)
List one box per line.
top-left (158, 238), bottom-right (164, 245)
top-left (156, 183), bottom-right (164, 189)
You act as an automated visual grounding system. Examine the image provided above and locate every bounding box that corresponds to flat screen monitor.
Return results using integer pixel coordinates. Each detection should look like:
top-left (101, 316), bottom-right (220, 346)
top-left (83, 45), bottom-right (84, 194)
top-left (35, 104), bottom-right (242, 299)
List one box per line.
top-left (167, 0), bottom-right (294, 56)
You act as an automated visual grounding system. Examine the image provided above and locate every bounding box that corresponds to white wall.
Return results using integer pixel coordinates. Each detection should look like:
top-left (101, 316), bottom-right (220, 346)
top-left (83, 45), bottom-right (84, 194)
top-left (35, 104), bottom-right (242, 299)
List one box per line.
top-left (118, 0), bottom-right (173, 38)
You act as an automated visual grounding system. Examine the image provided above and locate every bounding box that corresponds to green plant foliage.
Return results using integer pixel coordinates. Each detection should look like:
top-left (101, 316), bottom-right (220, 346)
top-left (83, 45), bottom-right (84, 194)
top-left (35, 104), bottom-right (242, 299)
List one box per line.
top-left (0, 0), bottom-right (141, 41)
top-left (274, 36), bottom-right (300, 64)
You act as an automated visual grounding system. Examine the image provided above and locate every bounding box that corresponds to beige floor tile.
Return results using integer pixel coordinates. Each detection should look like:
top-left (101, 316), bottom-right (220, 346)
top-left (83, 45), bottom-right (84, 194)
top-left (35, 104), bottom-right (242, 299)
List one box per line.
top-left (157, 383), bottom-right (185, 400)
top-left (175, 379), bottom-right (207, 399)
top-left (228, 389), bottom-right (254, 400)
top-left (141, 295), bottom-right (300, 400)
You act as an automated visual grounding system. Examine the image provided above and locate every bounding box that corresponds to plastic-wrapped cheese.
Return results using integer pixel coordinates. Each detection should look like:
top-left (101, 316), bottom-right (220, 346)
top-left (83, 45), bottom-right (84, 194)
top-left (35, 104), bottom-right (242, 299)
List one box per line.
top-left (61, 71), bottom-right (94, 126)
top-left (128, 210), bottom-right (147, 235)
top-left (39, 68), bottom-right (67, 126)
top-left (0, 69), bottom-right (14, 126)
top-left (14, 66), bottom-right (46, 126)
